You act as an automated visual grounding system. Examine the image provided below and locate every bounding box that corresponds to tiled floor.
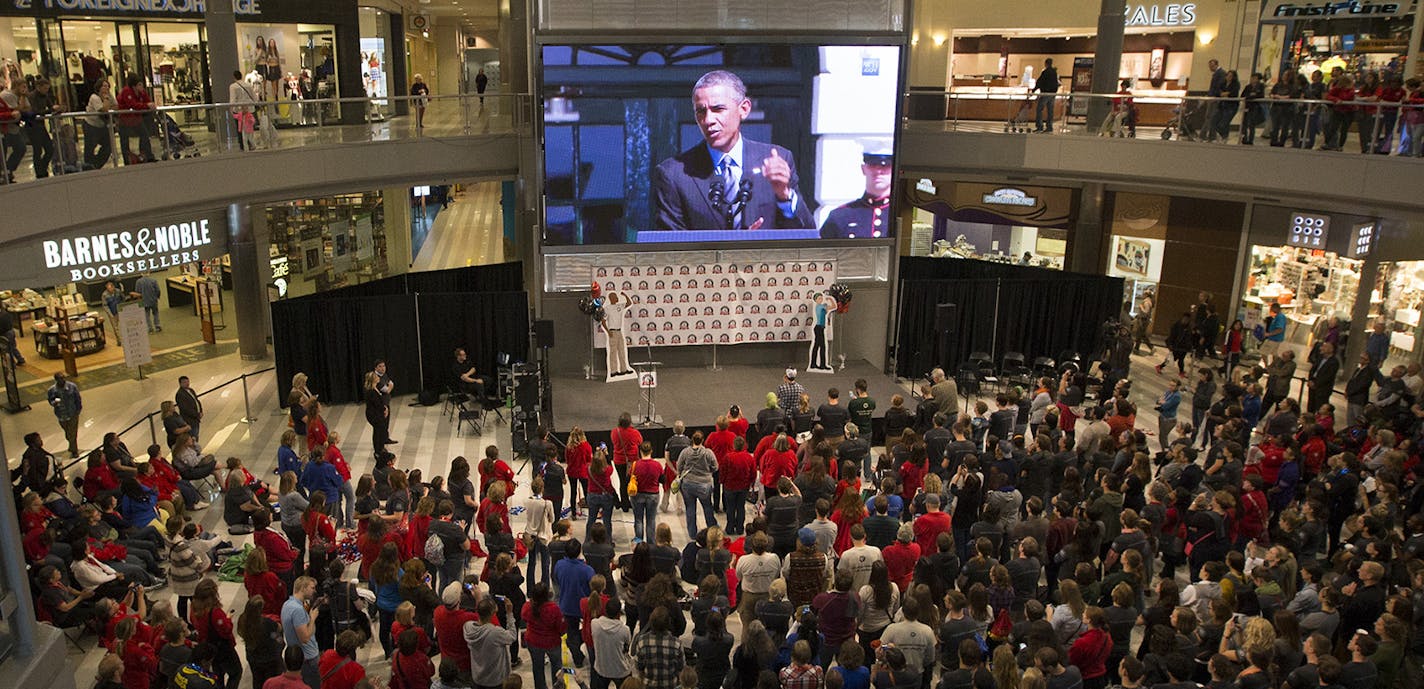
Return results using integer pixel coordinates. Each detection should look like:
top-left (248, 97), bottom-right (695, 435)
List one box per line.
top-left (21, 333), bottom-right (1323, 689)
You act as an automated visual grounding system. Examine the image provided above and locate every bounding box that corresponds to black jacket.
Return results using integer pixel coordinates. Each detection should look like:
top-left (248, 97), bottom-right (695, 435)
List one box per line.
top-left (1345, 364), bottom-right (1379, 404)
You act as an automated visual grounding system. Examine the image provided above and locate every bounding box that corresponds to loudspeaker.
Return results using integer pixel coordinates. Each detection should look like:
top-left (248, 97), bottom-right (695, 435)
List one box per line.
top-left (935, 303), bottom-right (957, 334)
top-left (513, 372), bottom-right (541, 410)
top-left (533, 320), bottom-right (555, 348)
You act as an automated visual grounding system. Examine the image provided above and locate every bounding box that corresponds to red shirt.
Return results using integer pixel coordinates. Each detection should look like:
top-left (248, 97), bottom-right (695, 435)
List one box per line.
top-left (631, 458), bottom-right (663, 494)
top-left (478, 459), bottom-right (515, 498)
top-left (610, 426), bottom-right (642, 466)
top-left (304, 511), bottom-right (336, 548)
top-left (830, 507), bottom-right (865, 556)
top-left (192, 606), bottom-right (236, 647)
top-left (882, 542), bottom-right (920, 591)
top-left (521, 600), bottom-right (568, 649)
top-left (318, 650), bottom-right (366, 689)
top-left (254, 528), bottom-right (299, 574)
top-left (84, 464), bottom-right (118, 500)
top-left (912, 510), bottom-right (951, 555)
top-left (390, 649), bottom-right (434, 689)
top-left (434, 606), bottom-right (479, 669)
top-left (306, 416), bottom-right (329, 452)
top-left (588, 463), bottom-right (615, 495)
top-left (706, 430), bottom-right (737, 467)
top-left (899, 461), bottom-right (926, 501)
top-left (728, 417), bottom-right (749, 438)
top-left (754, 434), bottom-right (797, 463)
top-left (245, 571), bottom-right (286, 616)
top-left (475, 498), bottom-right (510, 534)
top-left (759, 450), bottom-right (798, 488)
top-left (326, 445), bottom-right (351, 481)
top-left (405, 514), bottom-right (431, 558)
top-left (566, 441), bottom-right (592, 479)
top-left (116, 639), bottom-right (157, 689)
top-left (1068, 628), bottom-right (1113, 680)
top-left (389, 622), bottom-right (431, 655)
top-left (722, 451), bottom-right (756, 490)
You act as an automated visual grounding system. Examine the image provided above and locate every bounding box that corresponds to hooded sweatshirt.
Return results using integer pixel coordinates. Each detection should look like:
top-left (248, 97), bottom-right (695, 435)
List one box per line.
top-left (592, 616), bottom-right (635, 679)
top-left (464, 616), bottom-right (517, 687)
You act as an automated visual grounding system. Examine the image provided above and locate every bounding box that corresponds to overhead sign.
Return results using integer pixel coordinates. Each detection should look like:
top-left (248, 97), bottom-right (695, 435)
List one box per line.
top-left (0, 210), bottom-right (229, 289)
top-left (1263, 0), bottom-right (1408, 18)
top-left (1349, 222), bottom-right (1376, 258)
top-left (981, 188), bottom-right (1038, 207)
top-left (13, 0), bottom-right (262, 14)
top-left (1125, 3), bottom-right (1197, 26)
top-left (1288, 212), bottom-right (1330, 249)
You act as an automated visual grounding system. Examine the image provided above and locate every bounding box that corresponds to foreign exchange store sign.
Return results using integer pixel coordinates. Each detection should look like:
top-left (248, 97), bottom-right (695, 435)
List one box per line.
top-left (0, 211), bottom-right (229, 288)
top-left (11, 0), bottom-right (262, 15)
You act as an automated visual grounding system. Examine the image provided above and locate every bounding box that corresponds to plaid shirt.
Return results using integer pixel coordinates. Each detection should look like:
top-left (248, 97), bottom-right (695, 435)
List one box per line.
top-left (633, 629), bottom-right (685, 689)
top-left (779, 663), bottom-right (824, 689)
top-left (777, 382), bottom-right (806, 415)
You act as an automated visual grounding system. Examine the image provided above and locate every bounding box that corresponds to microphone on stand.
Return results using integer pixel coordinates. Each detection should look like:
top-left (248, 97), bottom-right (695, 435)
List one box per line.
top-left (729, 180), bottom-right (752, 229)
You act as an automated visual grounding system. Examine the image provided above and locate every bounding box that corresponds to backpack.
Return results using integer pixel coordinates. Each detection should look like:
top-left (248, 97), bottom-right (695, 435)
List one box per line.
top-left (987, 606), bottom-right (1013, 642)
top-left (425, 531), bottom-right (446, 567)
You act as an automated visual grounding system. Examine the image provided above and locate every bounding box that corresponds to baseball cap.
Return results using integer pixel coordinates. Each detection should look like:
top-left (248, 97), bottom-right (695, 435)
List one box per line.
top-left (785, 367), bottom-right (798, 380)
top-left (441, 581), bottom-right (463, 606)
top-left (798, 527), bottom-right (817, 546)
top-left (897, 523), bottom-right (914, 543)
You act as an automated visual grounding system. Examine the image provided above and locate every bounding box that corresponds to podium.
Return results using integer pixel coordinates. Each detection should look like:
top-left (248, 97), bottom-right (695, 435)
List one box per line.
top-left (631, 360), bottom-right (664, 427)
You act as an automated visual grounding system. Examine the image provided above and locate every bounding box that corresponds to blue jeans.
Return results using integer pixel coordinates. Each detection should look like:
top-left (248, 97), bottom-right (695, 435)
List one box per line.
top-left (438, 554), bottom-right (466, 593)
top-left (724, 489), bottom-right (748, 535)
top-left (631, 492), bottom-right (658, 542)
top-left (585, 493), bottom-right (615, 542)
top-left (529, 645), bottom-right (564, 689)
top-left (681, 481), bottom-right (716, 540)
top-left (340, 480), bottom-right (356, 529)
top-left (526, 536), bottom-right (550, 587)
top-left (1035, 94), bottom-right (1056, 130)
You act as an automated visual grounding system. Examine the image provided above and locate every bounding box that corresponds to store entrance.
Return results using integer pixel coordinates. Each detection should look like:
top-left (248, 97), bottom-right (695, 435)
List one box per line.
top-left (5, 259), bottom-right (236, 401)
top-left (48, 19), bottom-right (209, 112)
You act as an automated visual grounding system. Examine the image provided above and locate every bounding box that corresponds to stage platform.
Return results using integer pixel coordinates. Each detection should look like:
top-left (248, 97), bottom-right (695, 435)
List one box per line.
top-left (547, 360), bottom-right (913, 455)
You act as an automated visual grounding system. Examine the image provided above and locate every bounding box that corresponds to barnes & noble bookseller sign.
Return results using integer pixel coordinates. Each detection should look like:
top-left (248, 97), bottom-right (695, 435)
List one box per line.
top-left (0, 211), bottom-right (229, 289)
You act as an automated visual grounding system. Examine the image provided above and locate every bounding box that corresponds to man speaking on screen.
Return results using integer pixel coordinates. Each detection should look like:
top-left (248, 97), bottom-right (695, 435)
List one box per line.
top-left (651, 70), bottom-right (815, 231)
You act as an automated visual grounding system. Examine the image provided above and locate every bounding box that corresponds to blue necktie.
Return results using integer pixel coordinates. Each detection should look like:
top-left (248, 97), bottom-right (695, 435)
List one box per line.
top-left (718, 155), bottom-right (742, 229)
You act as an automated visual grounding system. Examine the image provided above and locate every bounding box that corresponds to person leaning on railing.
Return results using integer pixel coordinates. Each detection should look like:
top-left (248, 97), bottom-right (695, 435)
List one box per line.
top-left (84, 77), bottom-right (117, 169)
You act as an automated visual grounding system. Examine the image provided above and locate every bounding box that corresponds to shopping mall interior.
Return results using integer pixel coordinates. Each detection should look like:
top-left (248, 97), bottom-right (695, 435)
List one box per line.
top-left (1, 0), bottom-right (1423, 688)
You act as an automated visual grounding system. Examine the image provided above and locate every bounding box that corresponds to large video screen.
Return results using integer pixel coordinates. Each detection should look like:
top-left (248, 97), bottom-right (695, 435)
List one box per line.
top-left (540, 43), bottom-right (902, 246)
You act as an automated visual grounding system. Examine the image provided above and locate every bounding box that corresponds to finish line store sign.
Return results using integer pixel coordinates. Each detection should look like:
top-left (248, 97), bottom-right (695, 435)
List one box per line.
top-left (1, 212), bottom-right (229, 288)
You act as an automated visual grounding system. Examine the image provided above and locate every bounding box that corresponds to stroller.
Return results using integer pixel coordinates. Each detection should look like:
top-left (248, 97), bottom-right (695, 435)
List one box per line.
top-left (158, 112), bottom-right (200, 159)
top-left (1005, 92), bottom-right (1035, 133)
top-left (1161, 98), bottom-right (1209, 141)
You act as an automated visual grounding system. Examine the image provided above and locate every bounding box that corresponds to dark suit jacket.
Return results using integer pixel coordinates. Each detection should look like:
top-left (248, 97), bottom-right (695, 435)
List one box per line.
top-left (1309, 356), bottom-right (1340, 392)
top-left (1345, 364), bottom-right (1379, 404)
top-left (651, 137), bottom-right (815, 231)
top-left (176, 387), bottom-right (202, 423)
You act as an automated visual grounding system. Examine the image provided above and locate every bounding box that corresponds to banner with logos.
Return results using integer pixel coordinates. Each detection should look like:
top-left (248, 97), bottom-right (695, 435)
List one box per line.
top-left (592, 260), bottom-right (838, 349)
top-left (0, 209), bottom-right (229, 290)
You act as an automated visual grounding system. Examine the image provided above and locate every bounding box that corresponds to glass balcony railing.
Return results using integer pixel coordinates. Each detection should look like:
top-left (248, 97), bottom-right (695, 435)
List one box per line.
top-left (904, 89), bottom-right (1424, 158)
top-left (0, 93), bottom-right (533, 186)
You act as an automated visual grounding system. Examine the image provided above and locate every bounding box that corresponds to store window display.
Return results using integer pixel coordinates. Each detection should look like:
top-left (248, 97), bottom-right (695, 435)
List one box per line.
top-left (1239, 244), bottom-right (1361, 356)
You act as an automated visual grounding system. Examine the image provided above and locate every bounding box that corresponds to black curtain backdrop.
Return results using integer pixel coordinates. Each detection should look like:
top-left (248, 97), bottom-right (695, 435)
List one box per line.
top-left (416, 292), bottom-right (531, 395)
top-left (272, 295), bottom-right (421, 406)
top-left (312, 263), bottom-right (525, 301)
top-left (895, 258), bottom-right (1124, 379)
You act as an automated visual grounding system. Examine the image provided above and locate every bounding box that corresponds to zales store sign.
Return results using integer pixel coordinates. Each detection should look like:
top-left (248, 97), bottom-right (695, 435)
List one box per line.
top-left (1, 211), bottom-right (229, 288)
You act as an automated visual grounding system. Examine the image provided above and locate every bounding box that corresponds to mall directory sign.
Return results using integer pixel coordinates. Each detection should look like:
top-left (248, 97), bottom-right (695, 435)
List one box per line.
top-left (539, 43), bottom-right (903, 246)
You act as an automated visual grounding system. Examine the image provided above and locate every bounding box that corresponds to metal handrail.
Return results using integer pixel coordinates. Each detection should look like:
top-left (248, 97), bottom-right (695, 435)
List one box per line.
top-left (33, 92), bottom-right (532, 122)
top-left (915, 89), bottom-right (1424, 111)
top-left (57, 366), bottom-right (275, 473)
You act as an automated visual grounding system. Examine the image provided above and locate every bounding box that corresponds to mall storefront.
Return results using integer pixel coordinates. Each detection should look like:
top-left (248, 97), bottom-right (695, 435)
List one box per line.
top-left (905, 179), bottom-right (1078, 270)
top-left (1104, 191), bottom-right (1247, 332)
top-left (1254, 0), bottom-right (1415, 81)
top-left (0, 0), bottom-right (408, 124)
top-left (1235, 204), bottom-right (1424, 370)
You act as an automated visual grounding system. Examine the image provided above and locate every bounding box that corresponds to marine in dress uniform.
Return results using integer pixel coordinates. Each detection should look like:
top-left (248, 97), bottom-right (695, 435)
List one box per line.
top-left (819, 140), bottom-right (894, 239)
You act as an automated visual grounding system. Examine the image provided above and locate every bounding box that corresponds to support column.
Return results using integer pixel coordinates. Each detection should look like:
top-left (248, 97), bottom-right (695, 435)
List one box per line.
top-left (1087, 0), bottom-right (1126, 130)
top-left (1071, 183), bottom-right (1108, 275)
top-left (204, 0), bottom-right (240, 150)
top-left (1343, 257), bottom-right (1381, 370)
top-left (227, 204), bottom-right (269, 361)
top-left (1407, 8), bottom-right (1424, 79)
top-left (384, 186), bottom-right (413, 275)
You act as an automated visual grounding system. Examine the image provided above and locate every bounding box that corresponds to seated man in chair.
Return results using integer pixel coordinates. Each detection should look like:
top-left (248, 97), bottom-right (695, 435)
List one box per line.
top-left (453, 348), bottom-right (493, 401)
